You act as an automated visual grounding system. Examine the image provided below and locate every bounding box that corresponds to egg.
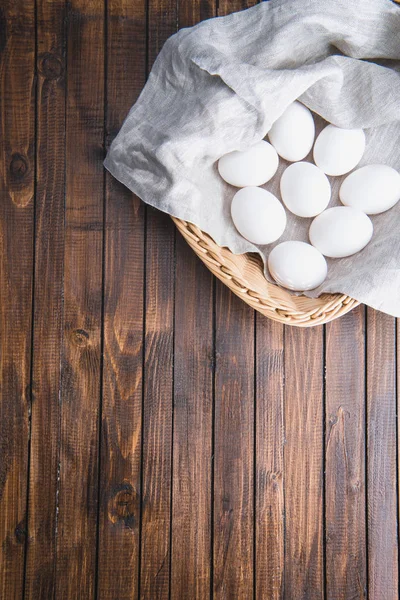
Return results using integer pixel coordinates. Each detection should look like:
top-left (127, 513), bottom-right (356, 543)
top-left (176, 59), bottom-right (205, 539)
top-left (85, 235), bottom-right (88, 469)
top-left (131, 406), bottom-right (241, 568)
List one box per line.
top-left (218, 140), bottom-right (279, 187)
top-left (268, 241), bottom-right (327, 291)
top-left (268, 101), bottom-right (315, 162)
top-left (313, 125), bottom-right (365, 176)
top-left (231, 187), bottom-right (286, 245)
top-left (339, 164), bottom-right (400, 215)
top-left (309, 206), bottom-right (373, 258)
top-left (280, 162), bottom-right (331, 217)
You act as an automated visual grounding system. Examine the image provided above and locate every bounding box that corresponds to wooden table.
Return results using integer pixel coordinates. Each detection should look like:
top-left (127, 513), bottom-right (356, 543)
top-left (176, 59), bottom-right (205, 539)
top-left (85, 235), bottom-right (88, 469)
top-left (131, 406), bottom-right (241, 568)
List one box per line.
top-left (0, 0), bottom-right (398, 598)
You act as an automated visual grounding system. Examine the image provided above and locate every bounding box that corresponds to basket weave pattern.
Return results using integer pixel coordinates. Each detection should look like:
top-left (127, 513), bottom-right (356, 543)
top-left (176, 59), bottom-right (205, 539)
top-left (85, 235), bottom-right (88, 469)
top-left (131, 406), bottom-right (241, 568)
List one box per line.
top-left (173, 217), bottom-right (360, 327)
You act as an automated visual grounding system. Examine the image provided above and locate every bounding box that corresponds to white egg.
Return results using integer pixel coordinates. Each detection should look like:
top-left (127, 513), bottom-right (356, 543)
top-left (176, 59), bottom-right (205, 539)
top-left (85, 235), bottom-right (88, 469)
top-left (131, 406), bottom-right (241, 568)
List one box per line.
top-left (268, 101), bottom-right (315, 162)
top-left (218, 140), bottom-right (279, 187)
top-left (339, 164), bottom-right (400, 215)
top-left (309, 206), bottom-right (373, 258)
top-left (313, 125), bottom-right (365, 176)
top-left (231, 187), bottom-right (286, 245)
top-left (268, 241), bottom-right (327, 291)
top-left (280, 162), bottom-right (331, 217)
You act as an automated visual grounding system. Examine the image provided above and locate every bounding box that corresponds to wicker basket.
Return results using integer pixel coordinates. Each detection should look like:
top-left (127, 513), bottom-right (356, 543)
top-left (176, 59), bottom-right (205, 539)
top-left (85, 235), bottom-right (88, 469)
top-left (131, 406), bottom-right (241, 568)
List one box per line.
top-left (173, 217), bottom-right (360, 327)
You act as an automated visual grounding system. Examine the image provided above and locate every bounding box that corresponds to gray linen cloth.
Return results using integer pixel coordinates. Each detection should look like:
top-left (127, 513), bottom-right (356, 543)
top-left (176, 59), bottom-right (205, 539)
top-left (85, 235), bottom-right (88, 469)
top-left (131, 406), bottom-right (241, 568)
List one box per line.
top-left (104, 0), bottom-right (400, 317)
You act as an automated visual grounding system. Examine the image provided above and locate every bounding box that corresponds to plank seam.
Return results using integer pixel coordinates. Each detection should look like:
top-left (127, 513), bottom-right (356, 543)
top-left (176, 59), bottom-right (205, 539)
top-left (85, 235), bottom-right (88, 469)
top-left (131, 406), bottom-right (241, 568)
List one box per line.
top-left (210, 10), bottom-right (217, 599)
top-left (22, 0), bottom-right (39, 594)
top-left (210, 279), bottom-right (217, 600)
top-left (169, 12), bottom-right (179, 597)
top-left (253, 311), bottom-right (257, 600)
top-left (395, 316), bottom-right (399, 599)
top-left (137, 3), bottom-right (150, 596)
top-left (282, 323), bottom-right (286, 600)
top-left (94, 0), bottom-right (108, 596)
top-left (54, 0), bottom-right (69, 587)
top-left (322, 324), bottom-right (327, 600)
top-left (364, 308), bottom-right (369, 598)
top-left (168, 222), bottom-right (177, 600)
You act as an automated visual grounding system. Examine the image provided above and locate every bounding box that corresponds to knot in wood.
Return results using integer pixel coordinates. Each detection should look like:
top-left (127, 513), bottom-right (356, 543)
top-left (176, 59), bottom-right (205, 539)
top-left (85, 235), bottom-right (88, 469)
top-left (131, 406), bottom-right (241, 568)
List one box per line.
top-left (72, 328), bottom-right (89, 347)
top-left (39, 52), bottom-right (64, 79)
top-left (108, 482), bottom-right (136, 529)
top-left (10, 153), bottom-right (28, 182)
top-left (329, 414), bottom-right (339, 427)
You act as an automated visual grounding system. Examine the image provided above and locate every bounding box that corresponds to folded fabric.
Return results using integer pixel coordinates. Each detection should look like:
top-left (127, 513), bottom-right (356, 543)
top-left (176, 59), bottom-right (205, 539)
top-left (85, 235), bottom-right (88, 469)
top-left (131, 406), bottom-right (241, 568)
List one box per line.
top-left (104, 0), bottom-right (400, 317)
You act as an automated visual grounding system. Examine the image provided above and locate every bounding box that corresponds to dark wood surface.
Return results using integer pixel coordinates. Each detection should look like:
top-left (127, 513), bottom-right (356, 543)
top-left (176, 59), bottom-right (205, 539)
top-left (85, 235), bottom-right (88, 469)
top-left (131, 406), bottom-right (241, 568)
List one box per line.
top-left (0, 1), bottom-right (399, 598)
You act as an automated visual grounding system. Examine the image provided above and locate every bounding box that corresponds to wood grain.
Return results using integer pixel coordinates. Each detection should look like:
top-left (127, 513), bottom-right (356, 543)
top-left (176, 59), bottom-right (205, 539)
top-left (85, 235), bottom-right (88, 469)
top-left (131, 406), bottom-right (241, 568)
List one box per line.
top-left (0, 1), bottom-right (35, 597)
top-left (255, 317), bottom-right (285, 600)
top-left (284, 327), bottom-right (324, 599)
top-left (179, 0), bottom-right (216, 23)
top-left (24, 0), bottom-right (66, 597)
top-left (169, 0), bottom-right (216, 596)
top-left (218, 0), bottom-right (259, 14)
top-left (96, 0), bottom-right (146, 598)
top-left (140, 202), bottom-right (175, 600)
top-left (212, 4), bottom-right (256, 600)
top-left (140, 3), bottom-right (177, 597)
top-left (367, 310), bottom-right (398, 599)
top-left (325, 307), bottom-right (367, 599)
top-left (171, 236), bottom-right (214, 600)
top-left (55, 0), bottom-right (104, 597)
top-left (398, 318), bottom-right (400, 588)
top-left (140, 213), bottom-right (175, 600)
top-left (0, 2), bottom-right (399, 599)
top-left (166, 0), bottom-right (219, 595)
top-left (214, 285), bottom-right (255, 600)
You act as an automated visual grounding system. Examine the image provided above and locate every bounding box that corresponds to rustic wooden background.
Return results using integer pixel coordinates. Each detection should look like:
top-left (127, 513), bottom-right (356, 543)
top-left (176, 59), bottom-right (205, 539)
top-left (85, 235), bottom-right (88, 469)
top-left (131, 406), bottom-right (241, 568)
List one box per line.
top-left (0, 0), bottom-right (399, 598)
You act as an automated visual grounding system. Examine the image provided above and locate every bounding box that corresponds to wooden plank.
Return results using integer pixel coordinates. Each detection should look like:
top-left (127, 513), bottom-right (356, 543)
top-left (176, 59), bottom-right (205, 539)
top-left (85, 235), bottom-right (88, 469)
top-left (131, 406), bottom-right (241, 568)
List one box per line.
top-left (168, 3), bottom-right (216, 600)
top-left (398, 317), bottom-right (400, 596)
top-left (147, 0), bottom-right (178, 68)
top-left (213, 285), bottom-right (255, 600)
top-left (284, 327), bottom-right (324, 599)
top-left (255, 317), bottom-right (285, 600)
top-left (325, 307), bottom-right (367, 599)
top-left (0, 1), bottom-right (35, 597)
top-left (211, 5), bottom-right (257, 600)
top-left (179, 0), bottom-right (216, 24)
top-left (55, 0), bottom-right (105, 597)
top-left (24, 0), bottom-right (66, 596)
top-left (96, 0), bottom-right (146, 597)
top-left (140, 205), bottom-right (175, 600)
top-left (140, 2), bottom-right (177, 597)
top-left (367, 310), bottom-right (398, 599)
top-left (171, 240), bottom-right (214, 598)
top-left (218, 0), bottom-right (258, 15)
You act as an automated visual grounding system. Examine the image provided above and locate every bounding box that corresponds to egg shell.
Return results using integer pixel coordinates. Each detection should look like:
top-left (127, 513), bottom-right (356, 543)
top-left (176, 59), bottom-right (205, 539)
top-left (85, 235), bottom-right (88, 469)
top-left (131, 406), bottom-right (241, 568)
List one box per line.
top-left (218, 140), bottom-right (279, 187)
top-left (313, 125), bottom-right (366, 176)
top-left (268, 101), bottom-right (315, 162)
top-left (339, 164), bottom-right (400, 215)
top-left (309, 206), bottom-right (373, 258)
top-left (268, 241), bottom-right (327, 291)
top-left (231, 187), bottom-right (286, 245)
top-left (280, 162), bottom-right (331, 217)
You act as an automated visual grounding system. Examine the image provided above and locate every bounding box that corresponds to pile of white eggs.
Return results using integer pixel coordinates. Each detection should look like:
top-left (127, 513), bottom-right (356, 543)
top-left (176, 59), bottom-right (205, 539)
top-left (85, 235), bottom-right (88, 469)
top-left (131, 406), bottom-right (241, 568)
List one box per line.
top-left (218, 101), bottom-right (400, 292)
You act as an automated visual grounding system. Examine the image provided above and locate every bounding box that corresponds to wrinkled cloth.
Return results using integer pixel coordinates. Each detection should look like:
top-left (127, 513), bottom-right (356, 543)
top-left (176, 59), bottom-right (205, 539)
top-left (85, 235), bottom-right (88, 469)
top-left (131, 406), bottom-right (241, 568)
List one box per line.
top-left (104, 0), bottom-right (400, 317)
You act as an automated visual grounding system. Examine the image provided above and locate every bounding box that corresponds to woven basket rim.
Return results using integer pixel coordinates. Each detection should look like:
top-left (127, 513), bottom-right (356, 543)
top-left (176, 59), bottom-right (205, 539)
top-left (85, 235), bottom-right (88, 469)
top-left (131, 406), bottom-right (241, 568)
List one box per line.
top-left (172, 217), bottom-right (360, 327)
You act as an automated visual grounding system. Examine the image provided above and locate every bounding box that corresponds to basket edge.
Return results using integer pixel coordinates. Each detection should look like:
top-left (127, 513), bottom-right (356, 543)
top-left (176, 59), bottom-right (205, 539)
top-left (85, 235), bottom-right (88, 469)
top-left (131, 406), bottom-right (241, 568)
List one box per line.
top-left (172, 217), bottom-right (360, 327)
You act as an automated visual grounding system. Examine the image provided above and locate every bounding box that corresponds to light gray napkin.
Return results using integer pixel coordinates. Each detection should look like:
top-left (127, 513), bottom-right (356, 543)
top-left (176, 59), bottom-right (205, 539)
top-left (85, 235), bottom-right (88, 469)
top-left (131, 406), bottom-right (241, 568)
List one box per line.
top-left (104, 0), bottom-right (400, 317)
